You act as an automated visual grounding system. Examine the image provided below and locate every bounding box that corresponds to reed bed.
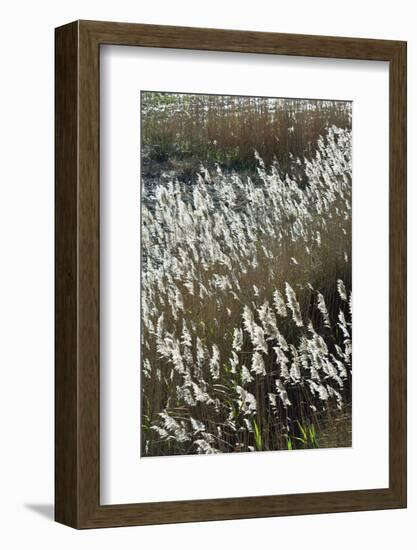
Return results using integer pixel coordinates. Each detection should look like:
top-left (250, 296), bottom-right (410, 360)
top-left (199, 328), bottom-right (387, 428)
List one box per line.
top-left (141, 117), bottom-right (352, 456)
top-left (142, 92), bottom-right (351, 174)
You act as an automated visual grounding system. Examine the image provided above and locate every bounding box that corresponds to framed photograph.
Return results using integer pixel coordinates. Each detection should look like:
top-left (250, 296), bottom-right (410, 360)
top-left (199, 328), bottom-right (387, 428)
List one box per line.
top-left (55, 20), bottom-right (407, 528)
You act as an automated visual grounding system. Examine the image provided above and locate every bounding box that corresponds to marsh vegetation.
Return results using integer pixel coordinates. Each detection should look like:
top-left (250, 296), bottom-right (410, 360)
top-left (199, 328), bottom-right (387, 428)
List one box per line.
top-left (141, 92), bottom-right (352, 456)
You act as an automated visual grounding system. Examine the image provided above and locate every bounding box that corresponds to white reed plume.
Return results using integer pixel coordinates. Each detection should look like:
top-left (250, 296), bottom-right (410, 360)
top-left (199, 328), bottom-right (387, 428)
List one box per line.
top-left (251, 325), bottom-right (268, 354)
top-left (143, 358), bottom-right (152, 380)
top-left (308, 380), bottom-right (329, 401)
top-left (289, 345), bottom-right (301, 382)
top-left (229, 350), bottom-right (239, 373)
top-left (273, 346), bottom-right (290, 381)
top-left (191, 382), bottom-right (213, 405)
top-left (190, 417), bottom-right (206, 434)
top-left (338, 310), bottom-right (350, 338)
top-left (194, 432), bottom-right (220, 454)
top-left (275, 379), bottom-right (291, 407)
top-left (196, 336), bottom-right (206, 366)
top-left (157, 411), bottom-right (191, 443)
top-left (235, 386), bottom-right (257, 414)
top-left (285, 282), bottom-right (303, 327)
top-left (317, 291), bottom-right (331, 328)
top-left (176, 385), bottom-right (196, 406)
top-left (181, 321), bottom-right (192, 348)
top-left (232, 327), bottom-right (244, 351)
top-left (242, 305), bottom-right (255, 338)
top-left (241, 365), bottom-right (254, 384)
top-left (258, 301), bottom-right (279, 340)
top-left (337, 279), bottom-right (347, 301)
top-left (209, 344), bottom-right (221, 380)
top-left (251, 351), bottom-right (267, 376)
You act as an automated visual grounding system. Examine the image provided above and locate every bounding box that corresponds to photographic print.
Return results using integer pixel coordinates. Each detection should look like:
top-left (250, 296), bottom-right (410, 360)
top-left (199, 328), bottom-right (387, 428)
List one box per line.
top-left (141, 91), bottom-right (352, 457)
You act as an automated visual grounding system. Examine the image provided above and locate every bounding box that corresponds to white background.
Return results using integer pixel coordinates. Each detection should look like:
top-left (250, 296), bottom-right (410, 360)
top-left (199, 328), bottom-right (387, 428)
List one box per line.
top-left (0, 0), bottom-right (415, 548)
top-left (101, 47), bottom-right (389, 504)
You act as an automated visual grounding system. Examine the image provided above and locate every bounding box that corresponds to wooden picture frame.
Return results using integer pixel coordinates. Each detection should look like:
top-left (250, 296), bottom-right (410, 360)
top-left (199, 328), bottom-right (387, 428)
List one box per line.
top-left (55, 20), bottom-right (407, 528)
